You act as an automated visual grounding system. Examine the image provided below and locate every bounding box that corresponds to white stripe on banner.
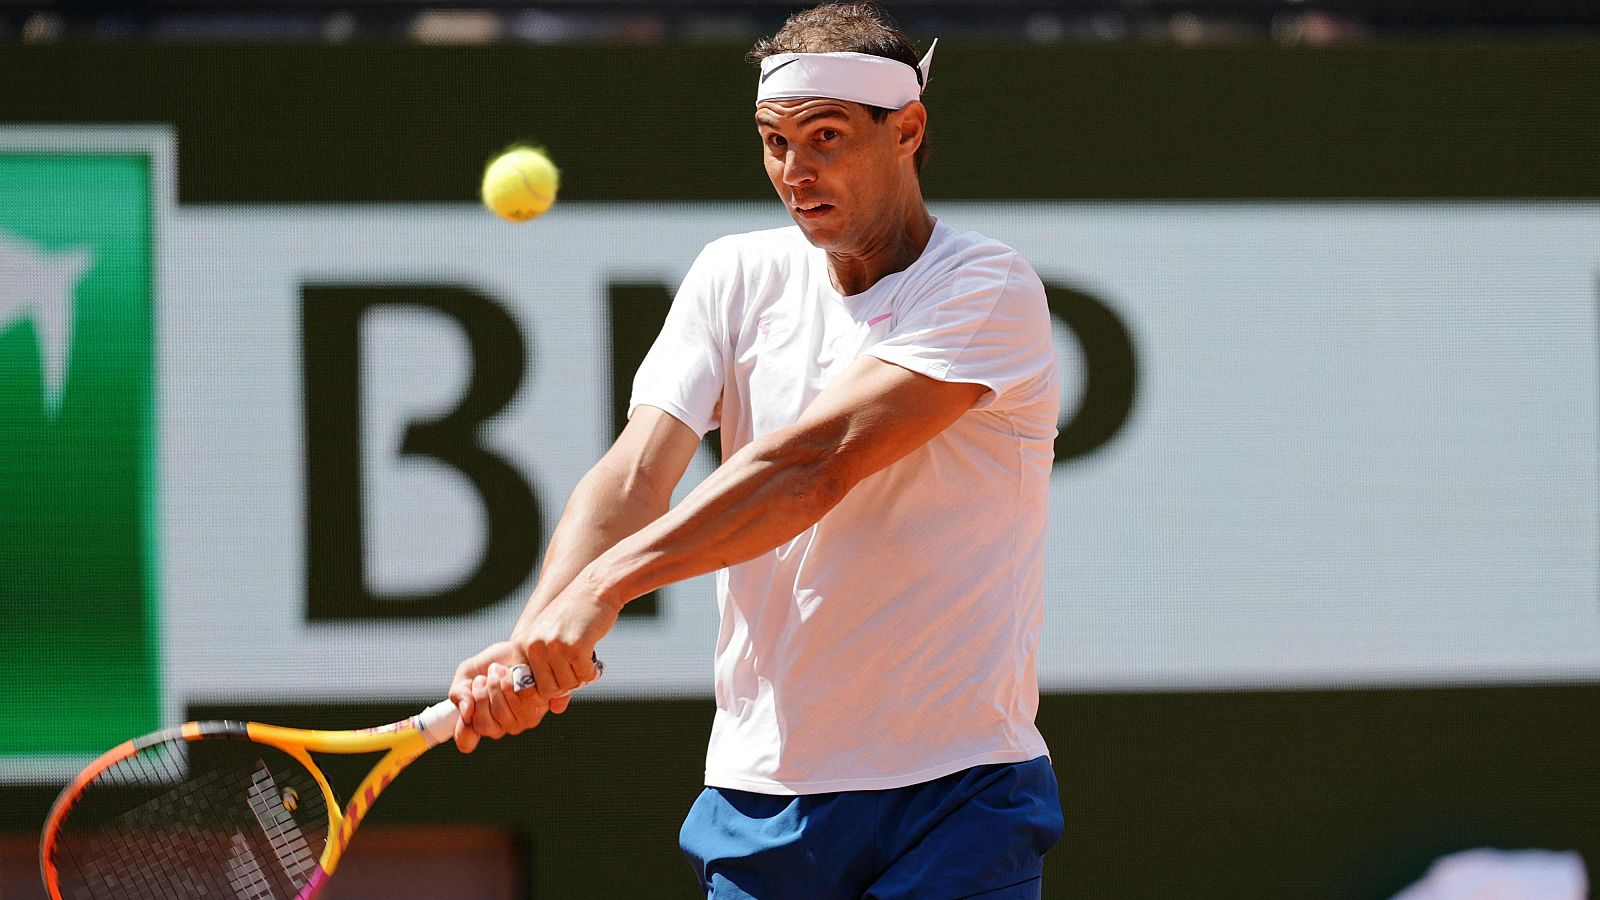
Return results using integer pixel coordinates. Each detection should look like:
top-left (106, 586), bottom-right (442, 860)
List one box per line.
top-left (162, 202), bottom-right (1600, 701)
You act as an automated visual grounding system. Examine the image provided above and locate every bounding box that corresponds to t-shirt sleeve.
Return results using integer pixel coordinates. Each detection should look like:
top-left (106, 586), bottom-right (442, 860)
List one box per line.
top-left (867, 248), bottom-right (1054, 412)
top-left (627, 243), bottom-right (728, 437)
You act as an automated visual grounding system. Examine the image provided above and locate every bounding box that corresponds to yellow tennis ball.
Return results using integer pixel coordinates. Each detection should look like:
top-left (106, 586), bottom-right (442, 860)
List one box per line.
top-left (481, 147), bottom-right (560, 223)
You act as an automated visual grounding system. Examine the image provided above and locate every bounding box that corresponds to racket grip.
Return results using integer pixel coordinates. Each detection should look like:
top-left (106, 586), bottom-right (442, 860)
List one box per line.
top-left (416, 698), bottom-right (464, 747)
top-left (416, 657), bottom-right (604, 747)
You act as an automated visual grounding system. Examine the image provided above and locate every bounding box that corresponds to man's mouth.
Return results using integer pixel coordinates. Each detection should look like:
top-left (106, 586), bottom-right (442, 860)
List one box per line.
top-left (793, 201), bottom-right (834, 220)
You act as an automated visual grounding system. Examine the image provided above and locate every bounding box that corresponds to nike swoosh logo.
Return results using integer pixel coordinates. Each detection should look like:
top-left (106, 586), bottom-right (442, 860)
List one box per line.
top-left (761, 59), bottom-right (799, 83)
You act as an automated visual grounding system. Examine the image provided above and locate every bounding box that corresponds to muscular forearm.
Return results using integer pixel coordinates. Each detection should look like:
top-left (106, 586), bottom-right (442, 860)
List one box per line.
top-left (514, 460), bottom-right (670, 631)
top-left (577, 360), bottom-right (985, 611)
top-left (582, 432), bottom-right (849, 609)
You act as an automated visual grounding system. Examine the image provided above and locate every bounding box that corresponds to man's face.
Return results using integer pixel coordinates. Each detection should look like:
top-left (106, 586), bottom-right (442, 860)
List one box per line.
top-left (754, 97), bottom-right (915, 253)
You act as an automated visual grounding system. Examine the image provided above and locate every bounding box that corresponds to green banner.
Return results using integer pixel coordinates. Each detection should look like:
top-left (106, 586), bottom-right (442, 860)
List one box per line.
top-left (0, 148), bottom-right (159, 757)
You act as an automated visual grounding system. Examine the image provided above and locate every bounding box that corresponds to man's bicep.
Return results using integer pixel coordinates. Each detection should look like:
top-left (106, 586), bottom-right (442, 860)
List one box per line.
top-left (793, 355), bottom-right (986, 485)
top-left (598, 405), bottom-right (704, 509)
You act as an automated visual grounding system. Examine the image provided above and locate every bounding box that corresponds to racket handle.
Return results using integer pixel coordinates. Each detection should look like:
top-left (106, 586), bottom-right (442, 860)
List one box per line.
top-left (416, 699), bottom-right (466, 747)
top-left (415, 657), bottom-right (604, 747)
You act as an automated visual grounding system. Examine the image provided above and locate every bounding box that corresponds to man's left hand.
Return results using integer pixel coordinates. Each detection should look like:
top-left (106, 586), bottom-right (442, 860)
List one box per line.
top-left (511, 579), bottom-right (617, 701)
top-left (449, 642), bottom-right (556, 753)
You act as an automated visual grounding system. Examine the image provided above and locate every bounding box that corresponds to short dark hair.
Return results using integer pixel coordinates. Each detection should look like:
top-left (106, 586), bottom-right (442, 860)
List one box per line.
top-left (748, 2), bottom-right (931, 174)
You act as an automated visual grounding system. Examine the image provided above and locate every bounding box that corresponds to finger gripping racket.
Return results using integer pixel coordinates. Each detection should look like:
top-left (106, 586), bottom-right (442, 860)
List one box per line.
top-left (40, 664), bottom-right (549, 900)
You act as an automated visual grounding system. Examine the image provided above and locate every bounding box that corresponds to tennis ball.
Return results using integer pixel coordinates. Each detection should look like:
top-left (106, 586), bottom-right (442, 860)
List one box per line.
top-left (481, 146), bottom-right (560, 223)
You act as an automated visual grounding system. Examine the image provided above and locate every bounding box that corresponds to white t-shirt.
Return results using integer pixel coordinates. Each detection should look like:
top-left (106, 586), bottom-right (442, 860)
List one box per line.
top-left (630, 220), bottom-right (1059, 795)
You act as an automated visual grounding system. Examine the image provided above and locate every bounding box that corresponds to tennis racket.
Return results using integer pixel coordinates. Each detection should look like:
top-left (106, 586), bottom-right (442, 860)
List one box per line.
top-left (39, 660), bottom-right (594, 900)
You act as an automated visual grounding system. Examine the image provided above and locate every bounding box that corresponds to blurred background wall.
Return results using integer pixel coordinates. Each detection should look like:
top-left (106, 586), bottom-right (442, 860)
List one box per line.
top-left (1, 2), bottom-right (1598, 897)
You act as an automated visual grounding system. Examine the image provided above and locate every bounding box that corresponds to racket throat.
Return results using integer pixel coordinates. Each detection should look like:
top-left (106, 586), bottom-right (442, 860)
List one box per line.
top-left (318, 739), bottom-right (427, 878)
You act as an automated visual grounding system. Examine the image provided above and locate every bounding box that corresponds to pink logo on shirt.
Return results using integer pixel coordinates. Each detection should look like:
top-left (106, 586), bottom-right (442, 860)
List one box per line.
top-left (867, 313), bottom-right (892, 327)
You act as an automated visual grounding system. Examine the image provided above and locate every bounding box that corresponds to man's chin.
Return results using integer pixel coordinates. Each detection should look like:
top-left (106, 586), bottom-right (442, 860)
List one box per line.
top-left (791, 215), bottom-right (845, 250)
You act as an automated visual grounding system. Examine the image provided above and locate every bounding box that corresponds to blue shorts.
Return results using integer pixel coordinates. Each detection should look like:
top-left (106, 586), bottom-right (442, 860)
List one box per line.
top-left (679, 757), bottom-right (1063, 900)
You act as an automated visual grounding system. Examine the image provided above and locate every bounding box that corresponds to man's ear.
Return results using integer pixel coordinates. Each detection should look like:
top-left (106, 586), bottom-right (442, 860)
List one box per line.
top-left (894, 101), bottom-right (927, 160)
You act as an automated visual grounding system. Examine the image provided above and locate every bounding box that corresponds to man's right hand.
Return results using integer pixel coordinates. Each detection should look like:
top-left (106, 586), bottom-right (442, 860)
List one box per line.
top-left (448, 641), bottom-right (572, 753)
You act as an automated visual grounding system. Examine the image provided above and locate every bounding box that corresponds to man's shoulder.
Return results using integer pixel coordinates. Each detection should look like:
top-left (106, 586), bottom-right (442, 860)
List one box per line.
top-left (676, 226), bottom-right (809, 315)
top-left (933, 222), bottom-right (1030, 271)
top-left (924, 222), bottom-right (1042, 294)
top-left (699, 225), bottom-right (811, 265)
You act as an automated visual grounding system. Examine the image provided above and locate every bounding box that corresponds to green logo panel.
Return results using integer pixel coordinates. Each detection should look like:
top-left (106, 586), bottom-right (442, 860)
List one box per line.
top-left (0, 150), bottom-right (158, 757)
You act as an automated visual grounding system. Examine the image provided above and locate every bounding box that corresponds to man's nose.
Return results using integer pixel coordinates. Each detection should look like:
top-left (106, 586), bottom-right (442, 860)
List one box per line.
top-left (782, 149), bottom-right (816, 188)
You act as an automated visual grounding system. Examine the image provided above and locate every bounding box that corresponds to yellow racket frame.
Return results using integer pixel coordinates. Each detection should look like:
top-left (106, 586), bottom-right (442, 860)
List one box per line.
top-left (246, 714), bottom-right (436, 880)
top-left (41, 662), bottom-right (560, 900)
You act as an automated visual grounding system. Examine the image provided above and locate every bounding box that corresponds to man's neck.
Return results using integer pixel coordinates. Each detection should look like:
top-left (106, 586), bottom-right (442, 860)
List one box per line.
top-left (825, 194), bottom-right (936, 297)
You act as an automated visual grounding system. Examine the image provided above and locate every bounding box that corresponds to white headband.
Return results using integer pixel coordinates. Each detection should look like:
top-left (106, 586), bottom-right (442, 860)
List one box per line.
top-left (756, 39), bottom-right (938, 110)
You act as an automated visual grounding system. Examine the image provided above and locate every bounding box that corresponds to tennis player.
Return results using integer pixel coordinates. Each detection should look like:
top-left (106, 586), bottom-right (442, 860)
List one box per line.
top-left (450, 3), bottom-right (1063, 896)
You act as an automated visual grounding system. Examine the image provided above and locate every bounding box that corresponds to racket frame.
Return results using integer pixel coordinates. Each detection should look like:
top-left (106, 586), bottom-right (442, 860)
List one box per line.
top-left (41, 700), bottom-right (459, 900)
top-left (39, 661), bottom-right (559, 900)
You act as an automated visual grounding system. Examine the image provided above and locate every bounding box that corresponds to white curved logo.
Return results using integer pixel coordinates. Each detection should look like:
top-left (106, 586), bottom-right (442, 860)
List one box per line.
top-left (0, 228), bottom-right (92, 419)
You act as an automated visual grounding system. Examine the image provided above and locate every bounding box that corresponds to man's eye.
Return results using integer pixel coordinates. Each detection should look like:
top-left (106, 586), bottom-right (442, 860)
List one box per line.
top-left (766, 134), bottom-right (787, 149)
top-left (818, 129), bottom-right (839, 142)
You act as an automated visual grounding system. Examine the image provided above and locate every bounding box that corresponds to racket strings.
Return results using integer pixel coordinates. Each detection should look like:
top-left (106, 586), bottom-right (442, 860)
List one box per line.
top-left (58, 744), bottom-right (250, 900)
top-left (49, 735), bottom-right (329, 900)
